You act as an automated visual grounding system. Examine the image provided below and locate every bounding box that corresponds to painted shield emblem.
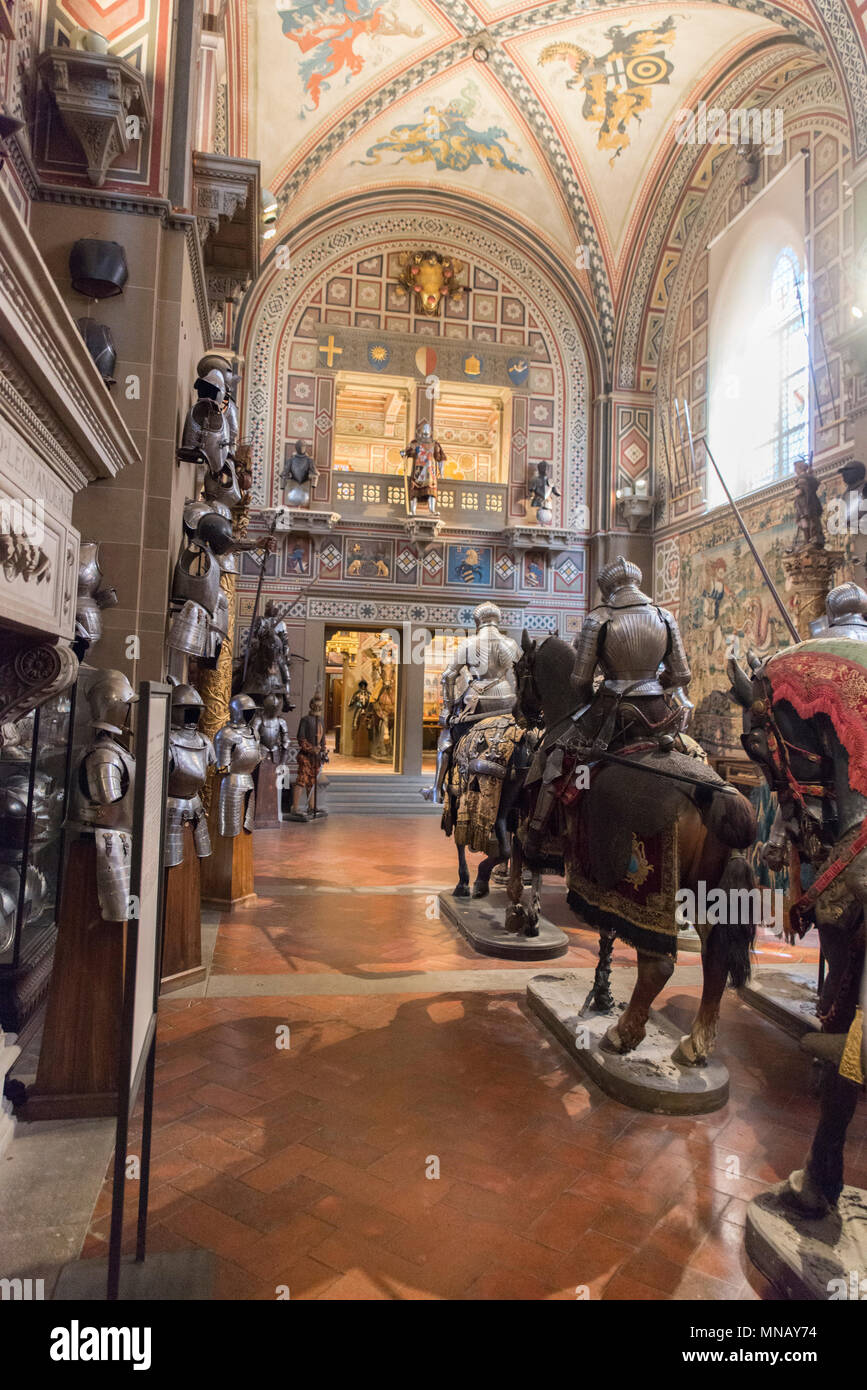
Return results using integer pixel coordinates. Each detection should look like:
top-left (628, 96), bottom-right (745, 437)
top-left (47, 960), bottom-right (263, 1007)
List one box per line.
top-left (507, 356), bottom-right (529, 386)
top-left (463, 353), bottom-right (483, 378)
top-left (367, 343), bottom-right (391, 371)
top-left (415, 346), bottom-right (438, 376)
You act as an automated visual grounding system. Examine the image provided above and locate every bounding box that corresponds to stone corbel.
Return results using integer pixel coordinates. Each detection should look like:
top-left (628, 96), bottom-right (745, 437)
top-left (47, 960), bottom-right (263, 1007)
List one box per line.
top-left (502, 526), bottom-right (585, 551)
top-left (403, 516), bottom-right (443, 542)
top-left (275, 508), bottom-right (339, 535)
top-left (37, 48), bottom-right (151, 188)
top-left (192, 152), bottom-right (260, 322)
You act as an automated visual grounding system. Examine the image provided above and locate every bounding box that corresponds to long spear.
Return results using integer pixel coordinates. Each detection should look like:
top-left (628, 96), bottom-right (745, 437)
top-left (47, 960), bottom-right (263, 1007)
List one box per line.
top-left (682, 401), bottom-right (800, 645)
top-left (657, 405), bottom-right (675, 498)
top-left (793, 276), bottom-right (824, 429)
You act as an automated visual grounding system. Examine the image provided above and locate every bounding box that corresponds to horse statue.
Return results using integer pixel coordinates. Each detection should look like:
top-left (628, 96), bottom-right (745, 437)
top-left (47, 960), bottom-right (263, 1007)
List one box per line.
top-left (512, 624), bottom-right (760, 1066)
top-left (728, 581), bottom-right (867, 1216)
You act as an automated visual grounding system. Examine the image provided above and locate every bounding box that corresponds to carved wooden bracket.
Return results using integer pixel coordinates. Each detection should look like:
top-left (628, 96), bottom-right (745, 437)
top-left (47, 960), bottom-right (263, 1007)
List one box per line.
top-left (0, 637), bottom-right (78, 734)
top-left (37, 48), bottom-right (151, 188)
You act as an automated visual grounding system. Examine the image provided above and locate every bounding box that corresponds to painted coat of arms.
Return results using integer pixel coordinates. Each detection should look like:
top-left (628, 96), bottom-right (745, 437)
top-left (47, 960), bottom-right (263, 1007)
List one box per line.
top-left (540, 16), bottom-right (677, 164)
top-left (279, 0), bottom-right (423, 114)
top-left (354, 82), bottom-right (529, 175)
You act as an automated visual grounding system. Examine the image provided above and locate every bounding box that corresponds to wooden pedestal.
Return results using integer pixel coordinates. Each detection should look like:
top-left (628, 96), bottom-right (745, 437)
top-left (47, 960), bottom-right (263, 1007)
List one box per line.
top-left (200, 779), bottom-right (256, 909)
top-left (26, 838), bottom-right (124, 1119)
top-left (254, 759), bottom-right (281, 829)
top-left (161, 824), bottom-right (206, 993)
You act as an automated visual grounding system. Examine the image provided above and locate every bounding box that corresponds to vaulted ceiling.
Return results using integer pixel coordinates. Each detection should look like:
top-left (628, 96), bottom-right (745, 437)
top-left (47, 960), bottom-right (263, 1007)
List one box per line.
top-left (237, 0), bottom-right (861, 351)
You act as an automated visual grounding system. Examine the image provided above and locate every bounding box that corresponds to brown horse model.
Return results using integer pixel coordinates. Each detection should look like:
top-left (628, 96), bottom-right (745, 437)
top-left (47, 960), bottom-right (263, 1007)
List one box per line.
top-left (513, 632), bottom-right (759, 1065)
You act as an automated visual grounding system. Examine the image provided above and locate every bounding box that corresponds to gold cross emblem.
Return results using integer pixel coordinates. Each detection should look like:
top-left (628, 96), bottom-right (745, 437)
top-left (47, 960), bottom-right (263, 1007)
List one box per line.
top-left (318, 335), bottom-right (343, 367)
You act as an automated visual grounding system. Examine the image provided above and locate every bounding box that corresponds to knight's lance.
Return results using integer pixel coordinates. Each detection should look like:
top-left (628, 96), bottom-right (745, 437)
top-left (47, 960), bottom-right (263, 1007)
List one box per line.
top-left (657, 407), bottom-right (675, 497)
top-left (242, 507), bottom-right (284, 684)
top-left (683, 402), bottom-right (800, 645)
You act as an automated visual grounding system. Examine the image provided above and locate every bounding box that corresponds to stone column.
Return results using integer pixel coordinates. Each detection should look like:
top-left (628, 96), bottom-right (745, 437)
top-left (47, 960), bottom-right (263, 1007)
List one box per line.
top-left (782, 544), bottom-right (845, 638)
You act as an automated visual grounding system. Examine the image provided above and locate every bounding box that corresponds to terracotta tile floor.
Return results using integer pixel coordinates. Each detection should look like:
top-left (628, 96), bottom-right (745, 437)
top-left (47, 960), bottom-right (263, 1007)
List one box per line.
top-left (82, 816), bottom-right (865, 1300)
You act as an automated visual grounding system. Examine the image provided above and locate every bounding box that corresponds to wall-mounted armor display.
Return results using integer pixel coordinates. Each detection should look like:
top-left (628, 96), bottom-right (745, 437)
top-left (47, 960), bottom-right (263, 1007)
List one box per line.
top-left (67, 670), bottom-right (137, 922)
top-left (281, 440), bottom-right (317, 507)
top-left (213, 694), bottom-right (262, 838)
top-left (527, 461), bottom-right (560, 526)
top-left (165, 684), bottom-right (215, 869)
top-left (74, 541), bottom-right (117, 658)
top-left (252, 692), bottom-right (290, 764)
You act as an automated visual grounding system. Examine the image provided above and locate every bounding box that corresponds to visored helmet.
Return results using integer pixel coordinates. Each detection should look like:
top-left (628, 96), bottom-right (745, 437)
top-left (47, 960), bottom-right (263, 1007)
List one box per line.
top-left (86, 669), bottom-right (137, 734)
top-left (228, 693), bottom-right (258, 726)
top-left (171, 683), bottom-right (204, 728)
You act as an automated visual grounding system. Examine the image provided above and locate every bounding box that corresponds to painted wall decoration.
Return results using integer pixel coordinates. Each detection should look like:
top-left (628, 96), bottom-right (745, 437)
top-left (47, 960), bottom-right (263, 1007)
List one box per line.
top-left (446, 544), bottom-right (492, 587)
top-left (345, 537), bottom-right (393, 579)
top-left (539, 16), bottom-right (676, 166)
top-left (353, 81), bottom-right (529, 176)
top-left (283, 534), bottom-right (311, 576)
top-left (278, 1), bottom-right (423, 115)
top-left (523, 552), bottom-right (547, 590)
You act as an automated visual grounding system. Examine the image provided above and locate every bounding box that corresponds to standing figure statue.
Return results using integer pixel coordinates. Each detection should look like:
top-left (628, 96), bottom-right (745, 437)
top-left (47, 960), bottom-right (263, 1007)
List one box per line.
top-left (527, 461), bottom-right (561, 526)
top-left (281, 440), bottom-right (318, 507)
top-left (792, 456), bottom-right (825, 549)
top-left (74, 541), bottom-right (117, 659)
top-left (164, 684), bottom-right (215, 868)
top-left (67, 670), bottom-right (137, 921)
top-left (252, 693), bottom-right (290, 764)
top-left (291, 692), bottom-right (328, 821)
top-left (240, 600), bottom-right (293, 709)
top-left (213, 694), bottom-right (262, 838)
top-left (402, 420), bottom-right (445, 516)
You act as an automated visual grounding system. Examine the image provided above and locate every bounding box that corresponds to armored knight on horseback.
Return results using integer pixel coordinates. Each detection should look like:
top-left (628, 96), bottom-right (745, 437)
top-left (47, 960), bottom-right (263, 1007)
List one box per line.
top-left (525, 556), bottom-right (694, 856)
top-left (434, 601), bottom-right (521, 803)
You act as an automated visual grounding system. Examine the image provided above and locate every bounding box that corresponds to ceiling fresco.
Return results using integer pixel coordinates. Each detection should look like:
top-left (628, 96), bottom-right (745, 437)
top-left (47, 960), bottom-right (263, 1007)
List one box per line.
top-left (239, 0), bottom-right (859, 349)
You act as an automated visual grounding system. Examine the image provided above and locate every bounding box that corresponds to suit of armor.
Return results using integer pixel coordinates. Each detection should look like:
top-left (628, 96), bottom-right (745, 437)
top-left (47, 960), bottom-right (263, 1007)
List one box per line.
top-left (403, 421), bottom-right (445, 515)
top-left (826, 581), bottom-right (867, 641)
top-left (165, 688), bottom-right (216, 869)
top-left (214, 695), bottom-right (262, 838)
top-left (167, 544), bottom-right (222, 659)
top-left (253, 694), bottom-right (290, 764)
top-left (67, 670), bottom-right (138, 921)
top-left (292, 695), bottom-right (328, 817)
top-left (571, 556), bottom-right (692, 745)
top-left (281, 441), bottom-right (317, 507)
top-left (75, 541), bottom-right (117, 653)
top-left (435, 602), bottom-right (519, 800)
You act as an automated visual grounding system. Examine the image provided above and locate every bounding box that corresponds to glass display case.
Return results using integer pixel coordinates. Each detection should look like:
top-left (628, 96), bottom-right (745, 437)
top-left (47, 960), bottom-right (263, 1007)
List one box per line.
top-left (0, 686), bottom-right (76, 1038)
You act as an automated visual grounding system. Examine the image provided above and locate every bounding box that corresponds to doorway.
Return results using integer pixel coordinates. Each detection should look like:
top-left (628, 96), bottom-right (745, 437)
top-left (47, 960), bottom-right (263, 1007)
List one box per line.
top-left (420, 629), bottom-right (462, 778)
top-left (324, 628), bottom-right (400, 774)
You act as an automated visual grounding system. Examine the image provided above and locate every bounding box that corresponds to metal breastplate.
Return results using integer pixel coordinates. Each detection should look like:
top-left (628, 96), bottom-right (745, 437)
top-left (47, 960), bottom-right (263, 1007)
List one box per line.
top-left (830, 620), bottom-right (867, 641)
top-left (77, 542), bottom-right (102, 597)
top-left (467, 631), bottom-right (520, 707)
top-left (167, 732), bottom-right (212, 799)
top-left (71, 739), bottom-right (136, 832)
top-left (220, 727), bottom-right (261, 776)
top-left (256, 717), bottom-right (284, 753)
top-left (598, 603), bottom-right (670, 695)
top-left (172, 546), bottom-right (221, 618)
top-left (203, 459), bottom-right (242, 510)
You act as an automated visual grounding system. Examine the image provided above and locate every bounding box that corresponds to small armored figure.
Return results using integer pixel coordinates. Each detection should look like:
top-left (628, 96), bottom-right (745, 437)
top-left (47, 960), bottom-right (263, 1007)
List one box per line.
top-left (291, 691), bottom-right (327, 820)
top-left (402, 420), bottom-right (445, 516)
top-left (213, 694), bottom-right (262, 838)
top-left (242, 601), bottom-right (293, 707)
top-left (252, 693), bottom-right (290, 764)
top-left (527, 461), bottom-right (560, 525)
top-left (281, 440), bottom-right (318, 507)
top-left (349, 678), bottom-right (375, 732)
top-left (824, 581), bottom-right (867, 641)
top-left (164, 684), bottom-right (215, 869)
top-left (74, 541), bottom-right (117, 657)
top-left (67, 670), bottom-right (137, 922)
top-left (792, 456), bottom-right (824, 549)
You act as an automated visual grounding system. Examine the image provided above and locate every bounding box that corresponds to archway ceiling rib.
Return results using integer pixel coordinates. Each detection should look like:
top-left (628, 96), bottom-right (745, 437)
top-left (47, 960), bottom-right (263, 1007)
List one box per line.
top-left (246, 0), bottom-right (860, 358)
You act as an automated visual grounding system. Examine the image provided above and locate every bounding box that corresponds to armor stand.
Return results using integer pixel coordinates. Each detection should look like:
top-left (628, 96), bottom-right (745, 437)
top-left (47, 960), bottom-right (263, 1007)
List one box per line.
top-left (200, 774), bottom-right (256, 909)
top-left (253, 759), bottom-right (281, 829)
top-left (160, 824), bottom-right (206, 994)
top-left (26, 839), bottom-right (125, 1119)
